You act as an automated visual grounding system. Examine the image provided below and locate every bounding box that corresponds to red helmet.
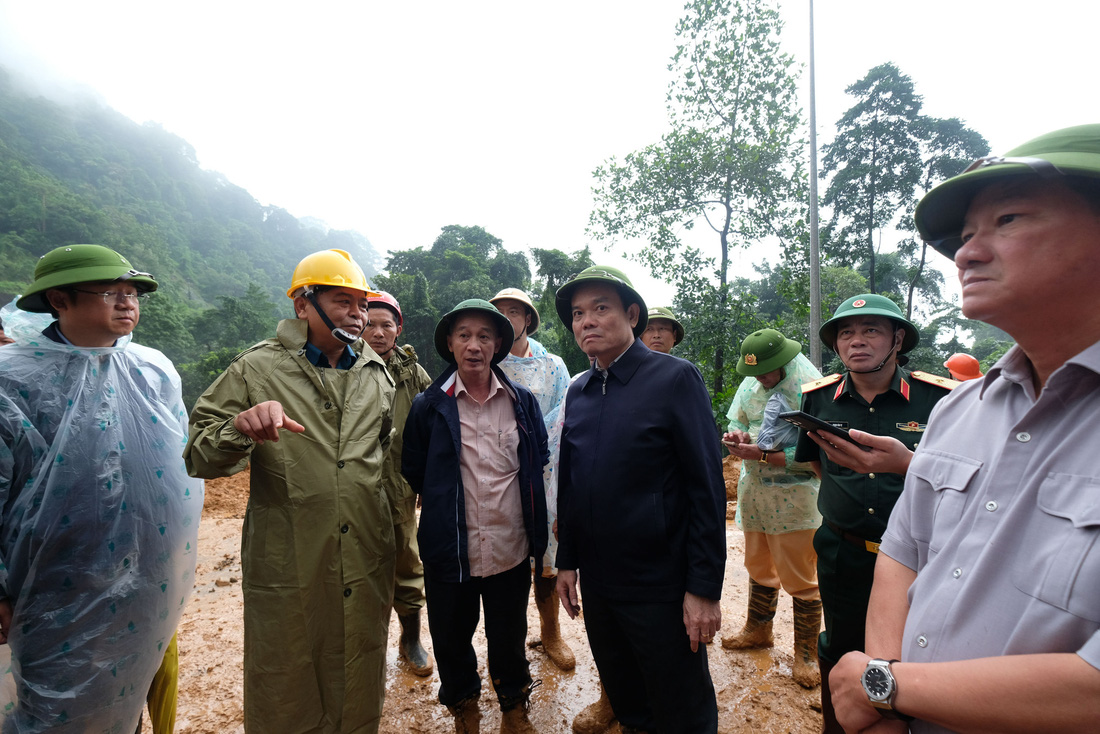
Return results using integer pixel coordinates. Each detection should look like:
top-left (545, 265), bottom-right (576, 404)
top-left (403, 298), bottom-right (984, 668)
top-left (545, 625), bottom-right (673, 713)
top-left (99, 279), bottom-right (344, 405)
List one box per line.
top-left (368, 291), bottom-right (402, 326)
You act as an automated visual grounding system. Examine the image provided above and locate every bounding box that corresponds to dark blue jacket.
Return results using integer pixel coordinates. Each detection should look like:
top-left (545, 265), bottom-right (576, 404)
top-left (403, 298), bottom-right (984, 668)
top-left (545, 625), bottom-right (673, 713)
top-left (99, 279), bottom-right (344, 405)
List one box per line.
top-left (557, 339), bottom-right (726, 602)
top-left (402, 363), bottom-right (549, 583)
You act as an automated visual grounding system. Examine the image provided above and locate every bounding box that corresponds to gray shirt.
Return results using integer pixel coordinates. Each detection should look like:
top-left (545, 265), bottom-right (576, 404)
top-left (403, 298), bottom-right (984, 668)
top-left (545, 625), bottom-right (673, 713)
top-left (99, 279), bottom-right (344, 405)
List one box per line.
top-left (881, 342), bottom-right (1100, 733)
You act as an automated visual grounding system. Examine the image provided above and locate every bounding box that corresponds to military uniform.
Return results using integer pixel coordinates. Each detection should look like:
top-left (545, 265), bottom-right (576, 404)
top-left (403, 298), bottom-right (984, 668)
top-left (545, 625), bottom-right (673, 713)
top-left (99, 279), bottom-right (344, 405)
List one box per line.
top-left (793, 366), bottom-right (956, 665)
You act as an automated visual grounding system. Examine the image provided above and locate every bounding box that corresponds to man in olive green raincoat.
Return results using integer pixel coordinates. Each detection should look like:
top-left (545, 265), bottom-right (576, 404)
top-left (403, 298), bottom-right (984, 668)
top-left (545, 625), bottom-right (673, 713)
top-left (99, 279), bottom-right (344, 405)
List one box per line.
top-left (185, 249), bottom-right (396, 733)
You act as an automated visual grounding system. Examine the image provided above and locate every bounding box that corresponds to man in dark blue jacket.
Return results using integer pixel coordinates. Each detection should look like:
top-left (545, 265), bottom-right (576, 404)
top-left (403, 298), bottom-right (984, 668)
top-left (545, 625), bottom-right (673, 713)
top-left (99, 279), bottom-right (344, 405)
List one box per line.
top-left (402, 298), bottom-right (549, 734)
top-left (554, 266), bottom-right (726, 734)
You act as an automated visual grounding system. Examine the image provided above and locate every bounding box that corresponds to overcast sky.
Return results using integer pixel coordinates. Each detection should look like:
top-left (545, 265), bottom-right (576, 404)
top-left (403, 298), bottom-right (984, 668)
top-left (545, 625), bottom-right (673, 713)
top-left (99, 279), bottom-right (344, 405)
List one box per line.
top-left (1, 0), bottom-right (1095, 310)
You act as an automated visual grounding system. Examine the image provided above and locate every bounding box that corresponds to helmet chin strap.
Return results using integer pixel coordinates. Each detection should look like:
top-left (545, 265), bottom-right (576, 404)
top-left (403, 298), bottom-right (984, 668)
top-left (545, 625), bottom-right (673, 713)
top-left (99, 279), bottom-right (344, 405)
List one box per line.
top-left (512, 323), bottom-right (528, 346)
top-left (306, 290), bottom-right (361, 345)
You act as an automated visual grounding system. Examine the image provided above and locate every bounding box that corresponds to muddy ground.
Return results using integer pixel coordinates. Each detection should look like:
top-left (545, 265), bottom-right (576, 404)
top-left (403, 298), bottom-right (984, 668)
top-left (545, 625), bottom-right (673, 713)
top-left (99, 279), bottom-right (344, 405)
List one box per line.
top-left (154, 457), bottom-right (822, 733)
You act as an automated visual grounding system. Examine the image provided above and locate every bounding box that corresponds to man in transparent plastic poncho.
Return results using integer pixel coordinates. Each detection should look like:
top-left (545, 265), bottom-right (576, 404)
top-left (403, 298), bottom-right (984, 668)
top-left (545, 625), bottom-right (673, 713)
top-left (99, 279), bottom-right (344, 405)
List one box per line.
top-left (0, 245), bottom-right (202, 733)
top-left (488, 288), bottom-right (574, 672)
top-left (720, 329), bottom-right (822, 689)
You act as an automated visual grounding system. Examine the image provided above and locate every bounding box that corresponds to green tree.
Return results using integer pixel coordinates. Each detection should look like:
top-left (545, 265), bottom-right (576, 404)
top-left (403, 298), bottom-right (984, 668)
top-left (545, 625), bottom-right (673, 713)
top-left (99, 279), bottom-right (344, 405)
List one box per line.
top-left (821, 63), bottom-right (988, 317)
top-left (375, 225), bottom-right (541, 378)
top-left (191, 283), bottom-right (282, 353)
top-left (530, 246), bottom-right (594, 375)
top-left (589, 0), bottom-right (805, 398)
top-left (897, 117), bottom-right (989, 318)
top-left (178, 347), bottom-right (241, 411)
top-left (821, 63), bottom-right (924, 294)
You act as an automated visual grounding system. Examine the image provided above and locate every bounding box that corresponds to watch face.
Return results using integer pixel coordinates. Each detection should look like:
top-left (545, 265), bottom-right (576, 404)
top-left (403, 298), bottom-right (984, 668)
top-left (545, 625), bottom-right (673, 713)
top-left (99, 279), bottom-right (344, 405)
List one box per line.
top-left (863, 666), bottom-right (892, 700)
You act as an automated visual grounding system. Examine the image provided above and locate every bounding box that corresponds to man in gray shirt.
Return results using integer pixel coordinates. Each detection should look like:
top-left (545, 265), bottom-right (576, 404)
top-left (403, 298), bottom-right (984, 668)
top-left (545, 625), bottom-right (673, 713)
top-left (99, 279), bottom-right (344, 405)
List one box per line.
top-left (829, 125), bottom-right (1100, 732)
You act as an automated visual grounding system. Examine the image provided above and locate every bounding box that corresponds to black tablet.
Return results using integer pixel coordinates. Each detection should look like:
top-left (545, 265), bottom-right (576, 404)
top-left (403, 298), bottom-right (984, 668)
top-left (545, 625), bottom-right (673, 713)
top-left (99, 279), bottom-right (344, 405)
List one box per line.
top-left (779, 410), bottom-right (872, 452)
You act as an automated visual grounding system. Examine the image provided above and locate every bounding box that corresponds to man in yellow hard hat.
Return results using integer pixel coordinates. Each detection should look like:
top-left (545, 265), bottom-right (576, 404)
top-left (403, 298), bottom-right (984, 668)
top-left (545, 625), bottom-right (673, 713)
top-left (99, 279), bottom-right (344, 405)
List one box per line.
top-left (186, 249), bottom-right (397, 733)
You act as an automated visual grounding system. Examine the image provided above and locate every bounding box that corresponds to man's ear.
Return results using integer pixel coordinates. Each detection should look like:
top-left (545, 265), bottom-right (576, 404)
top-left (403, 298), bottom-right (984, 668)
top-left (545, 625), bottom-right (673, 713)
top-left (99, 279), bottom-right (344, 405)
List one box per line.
top-left (626, 302), bottom-right (640, 329)
top-left (45, 289), bottom-right (73, 313)
top-left (293, 295), bottom-right (310, 319)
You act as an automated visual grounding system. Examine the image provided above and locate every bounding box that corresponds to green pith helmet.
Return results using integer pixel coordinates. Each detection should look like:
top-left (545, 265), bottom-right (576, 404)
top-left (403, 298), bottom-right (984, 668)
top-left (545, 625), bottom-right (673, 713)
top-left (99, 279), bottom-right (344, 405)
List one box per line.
top-left (555, 265), bottom-right (648, 337)
top-left (737, 329), bottom-right (801, 376)
top-left (434, 299), bottom-right (513, 365)
top-left (489, 287), bottom-right (540, 336)
top-left (17, 244), bottom-right (158, 313)
top-left (646, 306), bottom-right (685, 345)
top-left (819, 294), bottom-right (919, 354)
top-left (915, 124), bottom-right (1100, 259)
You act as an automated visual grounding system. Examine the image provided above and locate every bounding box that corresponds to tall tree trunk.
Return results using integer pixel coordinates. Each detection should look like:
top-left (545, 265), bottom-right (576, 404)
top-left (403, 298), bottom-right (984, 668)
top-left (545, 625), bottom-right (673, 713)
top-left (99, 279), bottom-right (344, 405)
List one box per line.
top-left (906, 241), bottom-right (928, 319)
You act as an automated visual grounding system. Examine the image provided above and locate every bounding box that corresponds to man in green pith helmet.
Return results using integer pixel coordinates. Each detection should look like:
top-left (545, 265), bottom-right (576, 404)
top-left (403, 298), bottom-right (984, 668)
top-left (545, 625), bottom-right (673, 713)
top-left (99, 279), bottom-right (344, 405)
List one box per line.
top-left (0, 244), bottom-right (201, 733)
top-left (720, 329), bottom-right (823, 689)
top-left (488, 287), bottom-right (574, 673)
top-left (555, 265), bottom-right (726, 734)
top-left (640, 306), bottom-right (684, 354)
top-left (829, 125), bottom-right (1100, 732)
top-left (793, 293), bottom-right (957, 733)
top-left (364, 291), bottom-right (434, 677)
top-left (402, 299), bottom-right (548, 734)
top-left (186, 249), bottom-right (396, 733)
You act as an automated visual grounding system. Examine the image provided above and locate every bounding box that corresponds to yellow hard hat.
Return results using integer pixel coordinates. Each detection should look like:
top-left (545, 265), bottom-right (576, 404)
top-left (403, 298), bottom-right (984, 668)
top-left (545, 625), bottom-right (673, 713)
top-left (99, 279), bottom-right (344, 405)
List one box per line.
top-left (286, 249), bottom-right (376, 298)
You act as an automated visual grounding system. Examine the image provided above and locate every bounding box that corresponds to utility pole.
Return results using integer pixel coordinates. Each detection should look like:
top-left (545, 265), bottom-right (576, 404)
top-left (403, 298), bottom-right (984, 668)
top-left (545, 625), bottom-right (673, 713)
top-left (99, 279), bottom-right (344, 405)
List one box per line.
top-left (808, 0), bottom-right (822, 369)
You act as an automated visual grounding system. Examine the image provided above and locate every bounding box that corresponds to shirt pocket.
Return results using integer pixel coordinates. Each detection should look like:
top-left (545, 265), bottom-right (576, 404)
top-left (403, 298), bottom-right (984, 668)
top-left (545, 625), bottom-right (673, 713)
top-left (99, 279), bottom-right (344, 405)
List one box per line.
top-left (1011, 473), bottom-right (1100, 622)
top-left (906, 449), bottom-right (983, 556)
top-left (489, 425), bottom-right (521, 476)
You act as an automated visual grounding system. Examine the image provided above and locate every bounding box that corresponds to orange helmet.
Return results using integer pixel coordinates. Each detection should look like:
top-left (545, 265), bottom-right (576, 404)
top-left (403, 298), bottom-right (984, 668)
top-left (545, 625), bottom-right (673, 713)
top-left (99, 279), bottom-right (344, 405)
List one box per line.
top-left (943, 353), bottom-right (983, 381)
top-left (286, 249), bottom-right (375, 298)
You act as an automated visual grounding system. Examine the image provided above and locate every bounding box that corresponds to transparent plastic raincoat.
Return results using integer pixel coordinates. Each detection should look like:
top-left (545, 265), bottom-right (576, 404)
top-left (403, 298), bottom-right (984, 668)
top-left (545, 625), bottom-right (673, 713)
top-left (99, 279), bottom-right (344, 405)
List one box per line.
top-left (0, 327), bottom-right (202, 733)
top-left (726, 352), bottom-right (822, 535)
top-left (497, 337), bottom-right (569, 572)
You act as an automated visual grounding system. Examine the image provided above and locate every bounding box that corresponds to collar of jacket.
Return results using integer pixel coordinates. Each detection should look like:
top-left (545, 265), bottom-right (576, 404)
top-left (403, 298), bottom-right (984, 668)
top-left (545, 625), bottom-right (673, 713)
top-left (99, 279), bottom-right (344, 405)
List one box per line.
top-left (275, 318), bottom-right (386, 370)
top-left (428, 362), bottom-right (520, 405)
top-left (837, 364), bottom-right (910, 403)
top-left (577, 337), bottom-right (647, 392)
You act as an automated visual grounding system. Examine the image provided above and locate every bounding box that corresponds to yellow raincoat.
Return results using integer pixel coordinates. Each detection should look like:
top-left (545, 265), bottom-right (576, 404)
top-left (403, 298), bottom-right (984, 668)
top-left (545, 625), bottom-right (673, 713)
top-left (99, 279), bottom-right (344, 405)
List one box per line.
top-left (185, 318), bottom-right (396, 733)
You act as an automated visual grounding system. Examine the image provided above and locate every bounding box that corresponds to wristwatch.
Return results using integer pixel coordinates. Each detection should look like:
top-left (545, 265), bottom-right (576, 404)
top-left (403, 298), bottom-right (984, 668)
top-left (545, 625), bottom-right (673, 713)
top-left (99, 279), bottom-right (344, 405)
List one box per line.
top-left (758, 450), bottom-right (772, 464)
top-left (861, 659), bottom-right (914, 721)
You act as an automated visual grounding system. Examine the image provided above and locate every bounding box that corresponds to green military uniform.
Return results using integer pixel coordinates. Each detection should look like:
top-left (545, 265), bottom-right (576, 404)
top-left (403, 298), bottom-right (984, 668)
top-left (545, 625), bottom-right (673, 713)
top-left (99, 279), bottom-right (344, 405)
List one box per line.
top-left (382, 344), bottom-right (432, 614)
top-left (186, 318), bottom-right (396, 733)
top-left (793, 366), bottom-right (956, 664)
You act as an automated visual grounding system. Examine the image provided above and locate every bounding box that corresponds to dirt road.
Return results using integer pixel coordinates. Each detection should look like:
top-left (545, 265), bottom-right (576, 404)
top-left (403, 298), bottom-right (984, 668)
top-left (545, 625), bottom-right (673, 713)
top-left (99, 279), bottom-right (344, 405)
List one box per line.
top-left (158, 460), bottom-right (824, 733)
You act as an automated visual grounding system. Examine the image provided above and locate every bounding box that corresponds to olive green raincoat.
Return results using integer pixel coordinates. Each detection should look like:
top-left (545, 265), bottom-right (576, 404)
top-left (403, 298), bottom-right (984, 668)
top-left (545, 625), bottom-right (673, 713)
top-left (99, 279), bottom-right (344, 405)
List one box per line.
top-left (381, 344), bottom-right (432, 615)
top-left (185, 319), bottom-right (396, 733)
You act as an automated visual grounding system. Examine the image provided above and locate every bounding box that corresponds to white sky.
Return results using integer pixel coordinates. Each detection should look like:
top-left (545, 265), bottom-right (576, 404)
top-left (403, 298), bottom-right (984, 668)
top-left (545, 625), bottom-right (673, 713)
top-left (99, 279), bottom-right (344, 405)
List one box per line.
top-left (1, 0), bottom-right (1096, 311)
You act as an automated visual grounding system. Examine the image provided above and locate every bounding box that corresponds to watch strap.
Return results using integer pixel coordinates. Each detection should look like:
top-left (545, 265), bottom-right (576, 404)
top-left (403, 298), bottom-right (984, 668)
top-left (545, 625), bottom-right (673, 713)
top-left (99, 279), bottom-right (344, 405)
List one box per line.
top-left (869, 659), bottom-right (914, 722)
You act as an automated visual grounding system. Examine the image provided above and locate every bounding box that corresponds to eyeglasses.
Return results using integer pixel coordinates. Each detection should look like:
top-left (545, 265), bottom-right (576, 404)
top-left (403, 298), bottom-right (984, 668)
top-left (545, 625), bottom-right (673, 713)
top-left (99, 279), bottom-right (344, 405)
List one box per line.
top-left (962, 155), bottom-right (1063, 177)
top-left (69, 288), bottom-right (151, 305)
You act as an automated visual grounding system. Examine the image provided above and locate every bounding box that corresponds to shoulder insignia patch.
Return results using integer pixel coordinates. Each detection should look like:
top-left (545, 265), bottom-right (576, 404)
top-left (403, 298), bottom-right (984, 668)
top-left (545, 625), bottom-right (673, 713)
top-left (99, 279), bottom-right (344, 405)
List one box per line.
top-left (910, 370), bottom-right (961, 390)
top-left (802, 373), bottom-right (842, 393)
